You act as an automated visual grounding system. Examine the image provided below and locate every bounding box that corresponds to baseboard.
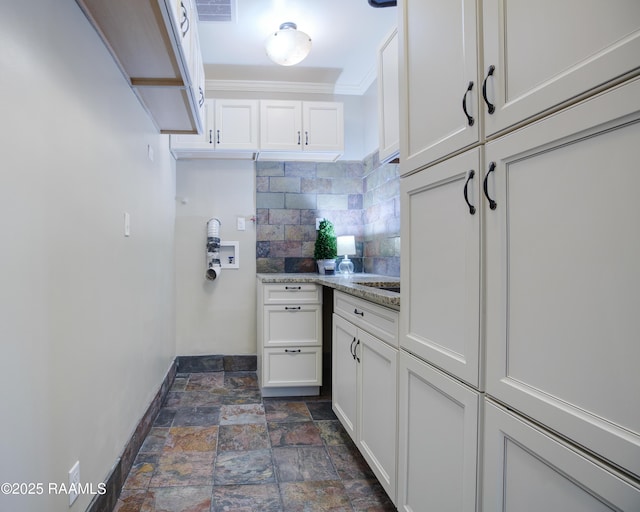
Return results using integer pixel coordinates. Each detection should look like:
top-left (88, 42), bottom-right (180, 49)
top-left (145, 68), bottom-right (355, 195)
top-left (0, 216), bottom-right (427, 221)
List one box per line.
top-left (176, 354), bottom-right (257, 373)
top-left (85, 360), bottom-right (177, 512)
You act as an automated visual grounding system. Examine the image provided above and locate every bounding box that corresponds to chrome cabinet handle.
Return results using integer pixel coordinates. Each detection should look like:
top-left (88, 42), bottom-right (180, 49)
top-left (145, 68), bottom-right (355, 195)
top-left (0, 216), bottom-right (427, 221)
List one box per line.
top-left (462, 81), bottom-right (475, 126)
top-left (355, 339), bottom-right (360, 363)
top-left (285, 349), bottom-right (301, 353)
top-left (208, 129), bottom-right (213, 144)
top-left (463, 170), bottom-right (476, 215)
top-left (353, 308), bottom-right (364, 316)
top-left (350, 337), bottom-right (357, 360)
top-left (285, 286), bottom-right (301, 290)
top-left (305, 131), bottom-right (309, 145)
top-left (297, 131), bottom-right (301, 145)
top-left (217, 129), bottom-right (220, 144)
top-left (284, 306), bottom-right (301, 311)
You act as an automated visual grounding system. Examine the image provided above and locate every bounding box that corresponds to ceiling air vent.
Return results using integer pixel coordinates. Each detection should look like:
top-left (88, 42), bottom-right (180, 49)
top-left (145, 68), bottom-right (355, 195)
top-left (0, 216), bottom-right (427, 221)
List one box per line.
top-left (195, 0), bottom-right (235, 22)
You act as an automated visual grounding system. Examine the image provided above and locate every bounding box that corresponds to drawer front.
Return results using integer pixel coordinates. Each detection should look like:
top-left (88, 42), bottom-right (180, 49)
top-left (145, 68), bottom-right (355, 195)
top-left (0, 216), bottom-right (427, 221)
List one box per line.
top-left (263, 347), bottom-right (322, 387)
top-left (263, 304), bottom-right (322, 347)
top-left (334, 291), bottom-right (399, 346)
top-left (263, 283), bottom-right (321, 304)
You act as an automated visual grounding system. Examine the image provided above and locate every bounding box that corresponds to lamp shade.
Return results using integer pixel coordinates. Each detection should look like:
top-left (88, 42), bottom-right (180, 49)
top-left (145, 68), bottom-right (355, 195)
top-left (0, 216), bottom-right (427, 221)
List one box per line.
top-left (337, 236), bottom-right (356, 256)
top-left (265, 22), bottom-right (312, 66)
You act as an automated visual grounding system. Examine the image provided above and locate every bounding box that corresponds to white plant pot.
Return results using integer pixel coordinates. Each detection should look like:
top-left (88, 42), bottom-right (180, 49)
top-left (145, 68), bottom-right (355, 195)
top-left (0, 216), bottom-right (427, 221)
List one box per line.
top-left (317, 259), bottom-right (336, 274)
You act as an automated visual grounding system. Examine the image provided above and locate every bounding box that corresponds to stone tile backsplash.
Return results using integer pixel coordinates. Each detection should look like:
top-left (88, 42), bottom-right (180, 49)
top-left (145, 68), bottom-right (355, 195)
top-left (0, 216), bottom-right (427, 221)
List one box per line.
top-left (256, 152), bottom-right (400, 276)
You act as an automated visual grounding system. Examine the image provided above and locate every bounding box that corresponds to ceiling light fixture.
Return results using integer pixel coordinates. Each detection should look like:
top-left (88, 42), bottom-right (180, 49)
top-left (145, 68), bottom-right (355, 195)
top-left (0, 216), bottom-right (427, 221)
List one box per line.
top-left (265, 22), bottom-right (312, 66)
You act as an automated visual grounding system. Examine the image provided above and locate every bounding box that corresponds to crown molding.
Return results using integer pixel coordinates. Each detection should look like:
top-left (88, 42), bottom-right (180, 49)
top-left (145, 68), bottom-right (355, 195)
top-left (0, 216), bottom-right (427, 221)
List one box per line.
top-left (205, 79), bottom-right (335, 95)
top-left (205, 68), bottom-right (378, 96)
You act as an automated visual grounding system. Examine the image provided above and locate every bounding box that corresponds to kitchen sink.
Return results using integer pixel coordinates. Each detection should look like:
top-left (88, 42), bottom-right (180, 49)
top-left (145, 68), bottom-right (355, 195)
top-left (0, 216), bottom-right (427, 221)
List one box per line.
top-left (354, 281), bottom-right (400, 294)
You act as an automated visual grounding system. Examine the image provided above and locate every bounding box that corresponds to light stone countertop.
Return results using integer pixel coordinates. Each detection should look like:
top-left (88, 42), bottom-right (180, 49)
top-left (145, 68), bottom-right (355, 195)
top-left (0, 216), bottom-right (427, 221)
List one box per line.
top-left (256, 273), bottom-right (400, 310)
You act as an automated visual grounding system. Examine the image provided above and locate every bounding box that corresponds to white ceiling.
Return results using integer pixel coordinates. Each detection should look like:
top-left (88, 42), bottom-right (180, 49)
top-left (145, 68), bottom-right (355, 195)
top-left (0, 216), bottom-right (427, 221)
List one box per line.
top-left (196, 0), bottom-right (398, 95)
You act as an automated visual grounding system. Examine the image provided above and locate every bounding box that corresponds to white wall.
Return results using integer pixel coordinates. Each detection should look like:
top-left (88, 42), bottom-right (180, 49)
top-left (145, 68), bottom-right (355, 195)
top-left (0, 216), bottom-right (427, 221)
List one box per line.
top-left (0, 2), bottom-right (176, 511)
top-left (175, 160), bottom-right (257, 356)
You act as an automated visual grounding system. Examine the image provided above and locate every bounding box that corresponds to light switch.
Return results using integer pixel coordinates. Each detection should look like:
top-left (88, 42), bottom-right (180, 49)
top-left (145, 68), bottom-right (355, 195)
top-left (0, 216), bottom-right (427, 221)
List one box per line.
top-left (124, 212), bottom-right (130, 237)
top-left (237, 216), bottom-right (246, 231)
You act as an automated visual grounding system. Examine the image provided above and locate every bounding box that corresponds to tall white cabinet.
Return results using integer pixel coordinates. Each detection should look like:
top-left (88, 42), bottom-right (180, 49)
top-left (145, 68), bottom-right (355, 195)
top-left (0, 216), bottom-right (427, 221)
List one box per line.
top-left (398, 0), bottom-right (640, 510)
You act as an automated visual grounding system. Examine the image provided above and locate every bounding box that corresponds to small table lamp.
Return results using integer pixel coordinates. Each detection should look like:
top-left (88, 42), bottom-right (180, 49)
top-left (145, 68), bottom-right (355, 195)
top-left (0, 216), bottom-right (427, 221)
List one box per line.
top-left (337, 235), bottom-right (356, 274)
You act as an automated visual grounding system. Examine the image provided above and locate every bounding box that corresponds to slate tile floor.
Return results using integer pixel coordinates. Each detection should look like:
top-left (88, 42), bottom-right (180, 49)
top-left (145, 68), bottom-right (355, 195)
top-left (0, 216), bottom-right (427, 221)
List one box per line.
top-left (114, 372), bottom-right (396, 512)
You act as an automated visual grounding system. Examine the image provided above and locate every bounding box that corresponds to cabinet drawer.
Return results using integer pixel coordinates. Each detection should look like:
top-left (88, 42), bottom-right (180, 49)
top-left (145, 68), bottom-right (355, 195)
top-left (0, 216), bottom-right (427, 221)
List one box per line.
top-left (263, 283), bottom-right (321, 304)
top-left (263, 347), bottom-right (322, 387)
top-left (334, 291), bottom-right (399, 347)
top-left (263, 304), bottom-right (322, 347)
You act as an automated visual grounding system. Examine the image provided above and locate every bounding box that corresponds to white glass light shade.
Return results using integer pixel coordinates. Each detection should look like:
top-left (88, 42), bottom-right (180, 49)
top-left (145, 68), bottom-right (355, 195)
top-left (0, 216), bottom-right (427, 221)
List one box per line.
top-left (265, 22), bottom-right (312, 66)
top-left (337, 235), bottom-right (356, 256)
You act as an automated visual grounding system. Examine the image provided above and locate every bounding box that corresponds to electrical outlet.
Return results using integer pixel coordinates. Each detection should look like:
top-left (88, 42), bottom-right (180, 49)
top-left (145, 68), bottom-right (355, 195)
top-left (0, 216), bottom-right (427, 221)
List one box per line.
top-left (147, 144), bottom-right (154, 162)
top-left (68, 461), bottom-right (80, 506)
top-left (237, 216), bottom-right (246, 231)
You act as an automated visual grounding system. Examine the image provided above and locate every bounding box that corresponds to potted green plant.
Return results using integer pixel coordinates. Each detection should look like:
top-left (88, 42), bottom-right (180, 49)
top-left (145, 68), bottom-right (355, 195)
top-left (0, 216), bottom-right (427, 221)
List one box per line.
top-left (314, 219), bottom-right (337, 274)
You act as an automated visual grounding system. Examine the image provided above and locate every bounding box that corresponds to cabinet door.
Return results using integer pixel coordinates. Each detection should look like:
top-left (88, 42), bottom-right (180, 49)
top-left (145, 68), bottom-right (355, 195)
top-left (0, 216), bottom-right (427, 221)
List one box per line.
top-left (482, 0), bottom-right (640, 136)
top-left (170, 98), bottom-right (214, 149)
top-left (263, 305), bottom-right (322, 347)
top-left (260, 100), bottom-right (302, 151)
top-left (483, 401), bottom-right (640, 511)
top-left (358, 330), bottom-right (398, 504)
top-left (398, 0), bottom-right (479, 174)
top-left (397, 351), bottom-right (480, 512)
top-left (378, 28), bottom-right (400, 163)
top-left (485, 78), bottom-right (640, 478)
top-left (263, 347), bottom-right (322, 387)
top-left (263, 283), bottom-right (321, 305)
top-left (302, 102), bottom-right (344, 153)
top-left (332, 314), bottom-right (358, 441)
top-left (215, 99), bottom-right (259, 150)
top-left (400, 148), bottom-right (481, 388)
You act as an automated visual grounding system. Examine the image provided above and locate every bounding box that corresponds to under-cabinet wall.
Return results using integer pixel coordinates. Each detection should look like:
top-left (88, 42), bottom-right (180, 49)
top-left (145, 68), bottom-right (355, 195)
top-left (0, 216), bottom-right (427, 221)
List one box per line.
top-left (256, 152), bottom-right (400, 276)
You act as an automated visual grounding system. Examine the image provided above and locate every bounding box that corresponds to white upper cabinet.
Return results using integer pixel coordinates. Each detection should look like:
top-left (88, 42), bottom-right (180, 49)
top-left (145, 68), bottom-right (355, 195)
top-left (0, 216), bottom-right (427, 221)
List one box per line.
top-left (378, 28), bottom-right (400, 162)
top-left (75, 0), bottom-right (204, 134)
top-left (398, 0), bottom-right (640, 174)
top-left (214, 99), bottom-right (260, 151)
top-left (398, 0), bottom-right (480, 174)
top-left (171, 99), bottom-right (214, 151)
top-left (259, 100), bottom-right (302, 152)
top-left (259, 100), bottom-right (344, 161)
top-left (482, 0), bottom-right (640, 137)
top-left (484, 77), bottom-right (640, 478)
top-left (170, 99), bottom-right (259, 158)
